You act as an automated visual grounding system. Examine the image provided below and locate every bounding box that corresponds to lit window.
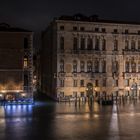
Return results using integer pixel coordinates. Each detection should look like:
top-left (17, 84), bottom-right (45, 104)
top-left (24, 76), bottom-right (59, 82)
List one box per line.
top-left (24, 57), bottom-right (28, 68)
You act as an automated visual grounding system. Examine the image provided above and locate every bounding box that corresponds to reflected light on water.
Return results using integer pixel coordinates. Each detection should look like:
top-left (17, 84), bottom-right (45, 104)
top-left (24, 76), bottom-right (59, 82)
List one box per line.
top-left (109, 105), bottom-right (120, 140)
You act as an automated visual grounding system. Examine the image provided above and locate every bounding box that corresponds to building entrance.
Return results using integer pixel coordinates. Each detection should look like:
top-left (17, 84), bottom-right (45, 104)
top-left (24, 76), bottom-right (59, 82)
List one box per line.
top-left (86, 83), bottom-right (93, 97)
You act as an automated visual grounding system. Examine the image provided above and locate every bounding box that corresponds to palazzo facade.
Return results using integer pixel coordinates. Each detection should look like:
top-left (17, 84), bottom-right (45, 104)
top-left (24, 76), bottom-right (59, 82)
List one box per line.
top-left (42, 15), bottom-right (140, 100)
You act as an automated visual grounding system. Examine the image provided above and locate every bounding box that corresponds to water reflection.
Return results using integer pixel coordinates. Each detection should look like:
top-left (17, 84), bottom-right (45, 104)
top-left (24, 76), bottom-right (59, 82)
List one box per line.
top-left (0, 101), bottom-right (139, 139)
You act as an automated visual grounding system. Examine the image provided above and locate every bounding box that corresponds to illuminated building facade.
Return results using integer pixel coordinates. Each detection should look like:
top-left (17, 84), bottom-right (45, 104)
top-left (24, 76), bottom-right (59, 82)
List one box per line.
top-left (0, 23), bottom-right (33, 102)
top-left (42, 14), bottom-right (140, 100)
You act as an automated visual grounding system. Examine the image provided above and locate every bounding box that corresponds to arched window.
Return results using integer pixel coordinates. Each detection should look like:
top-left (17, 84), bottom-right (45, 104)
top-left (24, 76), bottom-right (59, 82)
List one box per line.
top-left (87, 61), bottom-right (92, 72)
top-left (102, 60), bottom-right (106, 73)
top-left (131, 40), bottom-right (135, 50)
top-left (60, 60), bottom-right (64, 72)
top-left (94, 60), bottom-right (99, 73)
top-left (125, 61), bottom-right (129, 72)
top-left (131, 60), bottom-right (136, 72)
top-left (80, 61), bottom-right (85, 72)
top-left (73, 60), bottom-right (77, 72)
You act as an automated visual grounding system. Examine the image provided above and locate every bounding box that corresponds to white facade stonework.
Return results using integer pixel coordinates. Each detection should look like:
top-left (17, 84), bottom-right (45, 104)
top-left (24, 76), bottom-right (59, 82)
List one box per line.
top-left (42, 15), bottom-right (140, 99)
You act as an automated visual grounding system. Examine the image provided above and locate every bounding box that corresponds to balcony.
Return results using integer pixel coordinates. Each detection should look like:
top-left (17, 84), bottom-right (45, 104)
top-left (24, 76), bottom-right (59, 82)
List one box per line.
top-left (123, 72), bottom-right (140, 78)
top-left (123, 49), bottom-right (140, 55)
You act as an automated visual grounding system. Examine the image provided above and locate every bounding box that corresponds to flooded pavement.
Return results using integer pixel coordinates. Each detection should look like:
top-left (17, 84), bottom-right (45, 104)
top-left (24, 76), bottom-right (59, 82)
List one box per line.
top-left (0, 101), bottom-right (140, 140)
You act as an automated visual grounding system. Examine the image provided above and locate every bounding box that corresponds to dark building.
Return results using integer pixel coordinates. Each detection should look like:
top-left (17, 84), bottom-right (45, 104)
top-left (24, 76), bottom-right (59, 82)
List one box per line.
top-left (0, 23), bottom-right (33, 102)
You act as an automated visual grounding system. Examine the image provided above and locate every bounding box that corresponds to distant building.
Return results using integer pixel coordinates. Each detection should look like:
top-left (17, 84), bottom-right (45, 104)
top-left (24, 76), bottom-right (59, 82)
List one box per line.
top-left (41, 14), bottom-right (140, 100)
top-left (0, 23), bottom-right (33, 102)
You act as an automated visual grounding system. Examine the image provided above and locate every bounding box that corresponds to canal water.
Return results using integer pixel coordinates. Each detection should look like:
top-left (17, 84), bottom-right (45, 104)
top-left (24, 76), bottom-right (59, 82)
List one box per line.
top-left (0, 100), bottom-right (140, 140)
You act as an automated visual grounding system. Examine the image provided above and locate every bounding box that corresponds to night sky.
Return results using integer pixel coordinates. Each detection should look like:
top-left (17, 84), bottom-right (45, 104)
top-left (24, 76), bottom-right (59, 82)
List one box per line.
top-left (1, 0), bottom-right (140, 31)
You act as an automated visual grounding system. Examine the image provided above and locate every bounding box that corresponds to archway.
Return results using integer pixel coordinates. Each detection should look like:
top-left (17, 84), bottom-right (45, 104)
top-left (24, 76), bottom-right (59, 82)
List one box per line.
top-left (86, 83), bottom-right (93, 97)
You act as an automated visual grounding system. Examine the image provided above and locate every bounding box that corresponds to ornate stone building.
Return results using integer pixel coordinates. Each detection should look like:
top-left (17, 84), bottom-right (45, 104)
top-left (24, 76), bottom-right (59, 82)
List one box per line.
top-left (42, 14), bottom-right (140, 100)
top-left (0, 23), bottom-right (33, 102)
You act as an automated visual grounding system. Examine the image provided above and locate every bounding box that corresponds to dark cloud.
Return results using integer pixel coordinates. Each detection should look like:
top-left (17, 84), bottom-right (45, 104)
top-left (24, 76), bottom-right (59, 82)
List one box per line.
top-left (0, 0), bottom-right (140, 31)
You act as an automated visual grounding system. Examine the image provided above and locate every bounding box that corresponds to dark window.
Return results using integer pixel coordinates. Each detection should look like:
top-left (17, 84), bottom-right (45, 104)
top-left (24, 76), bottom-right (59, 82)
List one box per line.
top-left (95, 28), bottom-right (99, 32)
top-left (125, 79), bottom-right (129, 86)
top-left (114, 40), bottom-right (118, 51)
top-left (125, 29), bottom-right (129, 34)
top-left (103, 79), bottom-right (106, 87)
top-left (80, 80), bottom-right (84, 87)
top-left (87, 38), bottom-right (93, 50)
top-left (60, 37), bottom-right (64, 50)
top-left (102, 60), bottom-right (106, 73)
top-left (125, 40), bottom-right (129, 50)
top-left (138, 40), bottom-right (140, 50)
top-left (131, 40), bottom-right (135, 50)
top-left (102, 28), bottom-right (106, 32)
top-left (24, 38), bottom-right (28, 49)
top-left (73, 26), bottom-right (77, 31)
top-left (95, 80), bottom-right (99, 87)
top-left (138, 30), bottom-right (140, 34)
top-left (73, 37), bottom-right (78, 50)
top-left (102, 39), bottom-right (106, 51)
top-left (24, 74), bottom-right (28, 86)
top-left (60, 26), bottom-right (64, 30)
top-left (125, 61), bottom-right (129, 72)
top-left (80, 38), bottom-right (85, 50)
top-left (80, 27), bottom-right (85, 31)
top-left (131, 60), bottom-right (136, 72)
top-left (95, 37), bottom-right (99, 50)
top-left (95, 60), bottom-right (99, 73)
top-left (114, 29), bottom-right (118, 33)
